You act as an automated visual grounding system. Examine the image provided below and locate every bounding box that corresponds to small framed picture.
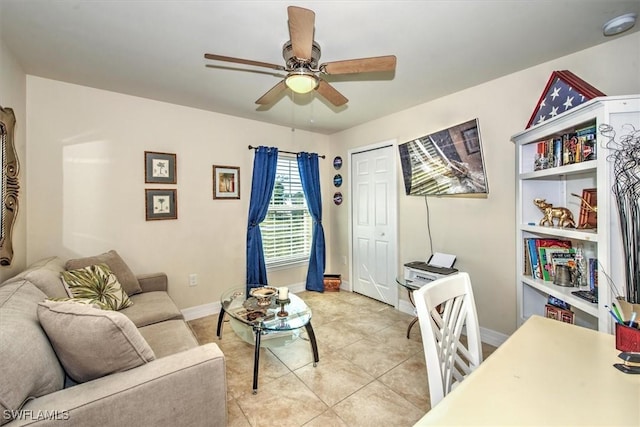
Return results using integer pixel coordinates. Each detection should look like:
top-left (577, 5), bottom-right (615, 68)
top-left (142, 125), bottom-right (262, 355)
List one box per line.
top-left (213, 165), bottom-right (240, 199)
top-left (145, 189), bottom-right (177, 220)
top-left (145, 151), bottom-right (176, 184)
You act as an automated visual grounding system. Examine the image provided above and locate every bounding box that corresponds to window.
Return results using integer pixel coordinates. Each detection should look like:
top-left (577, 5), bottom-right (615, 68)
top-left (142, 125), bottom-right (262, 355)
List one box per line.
top-left (260, 155), bottom-right (312, 267)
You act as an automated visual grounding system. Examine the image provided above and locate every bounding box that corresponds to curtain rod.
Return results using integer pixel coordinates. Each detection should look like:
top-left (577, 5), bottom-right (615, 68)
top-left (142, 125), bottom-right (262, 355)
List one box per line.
top-left (247, 145), bottom-right (325, 159)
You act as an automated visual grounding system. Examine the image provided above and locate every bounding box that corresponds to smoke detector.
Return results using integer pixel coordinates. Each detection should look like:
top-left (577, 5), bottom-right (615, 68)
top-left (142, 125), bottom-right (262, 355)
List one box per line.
top-left (603, 13), bottom-right (637, 36)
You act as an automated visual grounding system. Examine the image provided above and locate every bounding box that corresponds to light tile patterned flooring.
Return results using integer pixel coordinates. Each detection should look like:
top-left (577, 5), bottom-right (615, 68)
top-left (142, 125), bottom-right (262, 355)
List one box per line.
top-left (188, 290), bottom-right (497, 427)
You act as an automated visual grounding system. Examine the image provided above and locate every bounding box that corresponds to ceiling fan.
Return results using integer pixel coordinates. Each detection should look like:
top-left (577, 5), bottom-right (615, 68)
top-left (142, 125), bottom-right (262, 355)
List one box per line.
top-left (204, 6), bottom-right (396, 107)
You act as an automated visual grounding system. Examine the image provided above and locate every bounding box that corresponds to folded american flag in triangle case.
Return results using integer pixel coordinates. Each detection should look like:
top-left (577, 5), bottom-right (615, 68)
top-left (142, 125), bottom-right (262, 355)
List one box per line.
top-left (526, 70), bottom-right (606, 128)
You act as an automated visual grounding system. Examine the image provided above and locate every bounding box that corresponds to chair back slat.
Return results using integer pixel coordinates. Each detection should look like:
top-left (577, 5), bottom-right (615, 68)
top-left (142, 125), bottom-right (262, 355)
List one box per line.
top-left (414, 272), bottom-right (483, 407)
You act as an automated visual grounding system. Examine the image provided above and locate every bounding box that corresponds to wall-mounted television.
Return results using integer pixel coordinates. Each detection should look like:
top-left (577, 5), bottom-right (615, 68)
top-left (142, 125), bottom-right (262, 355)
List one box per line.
top-left (398, 119), bottom-right (488, 196)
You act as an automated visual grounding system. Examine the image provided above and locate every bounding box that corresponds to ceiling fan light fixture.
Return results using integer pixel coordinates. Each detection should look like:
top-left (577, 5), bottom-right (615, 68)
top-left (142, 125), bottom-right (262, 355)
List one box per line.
top-left (602, 13), bottom-right (637, 36)
top-left (285, 72), bottom-right (318, 94)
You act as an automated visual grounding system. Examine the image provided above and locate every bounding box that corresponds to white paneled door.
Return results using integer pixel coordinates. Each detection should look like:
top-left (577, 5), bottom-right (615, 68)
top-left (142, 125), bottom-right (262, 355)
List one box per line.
top-left (351, 143), bottom-right (398, 305)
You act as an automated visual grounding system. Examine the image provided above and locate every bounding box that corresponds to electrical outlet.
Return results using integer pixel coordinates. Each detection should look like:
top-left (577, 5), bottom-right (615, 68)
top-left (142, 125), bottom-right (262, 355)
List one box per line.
top-left (189, 273), bottom-right (198, 287)
top-left (342, 256), bottom-right (347, 265)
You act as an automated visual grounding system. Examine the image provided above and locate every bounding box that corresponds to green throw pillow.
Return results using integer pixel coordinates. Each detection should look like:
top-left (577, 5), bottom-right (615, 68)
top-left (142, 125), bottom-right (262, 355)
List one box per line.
top-left (61, 263), bottom-right (133, 311)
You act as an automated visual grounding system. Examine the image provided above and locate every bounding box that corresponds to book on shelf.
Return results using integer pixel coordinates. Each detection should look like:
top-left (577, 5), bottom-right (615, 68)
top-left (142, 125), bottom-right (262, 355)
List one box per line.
top-left (535, 239), bottom-right (572, 281)
top-left (532, 124), bottom-right (596, 171)
top-left (562, 132), bottom-right (578, 165)
top-left (588, 258), bottom-right (598, 292)
top-left (548, 295), bottom-right (571, 311)
top-left (523, 238), bottom-right (532, 276)
top-left (576, 124), bottom-right (597, 161)
top-left (527, 238), bottom-right (542, 280)
top-left (552, 137), bottom-right (562, 168)
top-left (545, 304), bottom-right (575, 324)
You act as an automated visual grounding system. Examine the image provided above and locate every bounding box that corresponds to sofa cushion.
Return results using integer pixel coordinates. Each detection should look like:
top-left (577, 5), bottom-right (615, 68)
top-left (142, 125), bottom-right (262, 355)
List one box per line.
top-left (37, 300), bottom-right (156, 383)
top-left (0, 282), bottom-right (65, 426)
top-left (61, 263), bottom-right (133, 311)
top-left (65, 250), bottom-right (142, 296)
top-left (2, 256), bottom-right (68, 298)
top-left (119, 291), bottom-right (183, 327)
top-left (138, 319), bottom-right (199, 358)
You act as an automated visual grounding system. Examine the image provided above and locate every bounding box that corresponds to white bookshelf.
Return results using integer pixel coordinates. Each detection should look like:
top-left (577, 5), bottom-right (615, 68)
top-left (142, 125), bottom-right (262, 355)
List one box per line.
top-left (512, 95), bottom-right (640, 332)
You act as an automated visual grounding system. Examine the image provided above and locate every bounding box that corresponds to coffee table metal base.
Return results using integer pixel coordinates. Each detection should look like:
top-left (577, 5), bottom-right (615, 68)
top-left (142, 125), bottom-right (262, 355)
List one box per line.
top-left (217, 305), bottom-right (319, 393)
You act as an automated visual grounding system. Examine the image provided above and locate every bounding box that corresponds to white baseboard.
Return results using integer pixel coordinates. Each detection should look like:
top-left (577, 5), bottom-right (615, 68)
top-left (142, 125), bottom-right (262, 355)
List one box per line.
top-left (181, 301), bottom-right (220, 321)
top-left (479, 326), bottom-right (509, 347)
top-left (399, 299), bottom-right (416, 316)
top-left (181, 282), bottom-right (308, 321)
top-left (177, 281), bottom-right (521, 346)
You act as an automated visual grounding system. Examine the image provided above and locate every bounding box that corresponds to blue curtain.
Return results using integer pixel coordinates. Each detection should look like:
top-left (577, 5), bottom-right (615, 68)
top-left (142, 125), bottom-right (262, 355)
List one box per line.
top-left (246, 146), bottom-right (278, 294)
top-left (297, 152), bottom-right (326, 292)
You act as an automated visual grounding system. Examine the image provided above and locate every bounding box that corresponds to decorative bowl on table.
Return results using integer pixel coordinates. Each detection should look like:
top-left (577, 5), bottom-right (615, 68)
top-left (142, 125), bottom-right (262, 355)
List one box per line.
top-left (249, 286), bottom-right (278, 307)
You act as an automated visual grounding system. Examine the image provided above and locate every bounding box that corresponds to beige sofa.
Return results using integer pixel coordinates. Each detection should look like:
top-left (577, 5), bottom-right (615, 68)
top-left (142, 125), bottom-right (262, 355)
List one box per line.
top-left (0, 254), bottom-right (227, 426)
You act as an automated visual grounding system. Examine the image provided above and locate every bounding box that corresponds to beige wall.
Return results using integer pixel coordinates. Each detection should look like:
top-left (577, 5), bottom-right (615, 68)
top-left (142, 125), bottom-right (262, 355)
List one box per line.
top-left (328, 32), bottom-right (640, 336)
top-left (25, 77), bottom-right (332, 310)
top-left (0, 39), bottom-right (27, 281)
top-left (13, 30), bottom-right (640, 336)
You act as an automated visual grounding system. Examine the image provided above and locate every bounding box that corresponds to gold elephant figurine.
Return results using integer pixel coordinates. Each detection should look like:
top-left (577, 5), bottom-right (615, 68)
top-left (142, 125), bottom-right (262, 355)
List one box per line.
top-left (533, 198), bottom-right (576, 228)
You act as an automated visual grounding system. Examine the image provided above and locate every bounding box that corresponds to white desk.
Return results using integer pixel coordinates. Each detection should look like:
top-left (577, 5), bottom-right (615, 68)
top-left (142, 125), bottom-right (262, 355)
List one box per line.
top-left (415, 315), bottom-right (640, 426)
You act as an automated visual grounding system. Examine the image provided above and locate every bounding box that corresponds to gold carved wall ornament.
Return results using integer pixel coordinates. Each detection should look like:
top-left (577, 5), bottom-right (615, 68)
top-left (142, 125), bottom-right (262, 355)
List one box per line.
top-left (0, 106), bottom-right (20, 266)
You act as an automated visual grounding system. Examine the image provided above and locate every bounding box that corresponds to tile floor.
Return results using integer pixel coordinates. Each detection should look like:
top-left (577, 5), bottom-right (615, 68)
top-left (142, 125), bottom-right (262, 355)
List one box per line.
top-left (188, 290), bottom-right (497, 427)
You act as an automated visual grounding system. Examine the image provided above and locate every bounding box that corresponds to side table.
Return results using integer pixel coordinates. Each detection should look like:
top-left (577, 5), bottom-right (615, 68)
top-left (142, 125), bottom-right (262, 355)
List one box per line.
top-left (396, 276), bottom-right (421, 338)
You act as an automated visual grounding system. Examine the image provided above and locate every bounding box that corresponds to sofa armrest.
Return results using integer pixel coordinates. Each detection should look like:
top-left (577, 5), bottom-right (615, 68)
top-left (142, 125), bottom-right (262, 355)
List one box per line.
top-left (11, 344), bottom-right (226, 427)
top-left (136, 273), bottom-right (168, 293)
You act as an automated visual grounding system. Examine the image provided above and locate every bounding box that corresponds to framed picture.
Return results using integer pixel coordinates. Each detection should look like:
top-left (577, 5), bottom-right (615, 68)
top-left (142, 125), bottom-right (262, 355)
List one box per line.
top-left (462, 126), bottom-right (480, 155)
top-left (213, 165), bottom-right (240, 199)
top-left (145, 189), bottom-right (177, 220)
top-left (145, 151), bottom-right (176, 184)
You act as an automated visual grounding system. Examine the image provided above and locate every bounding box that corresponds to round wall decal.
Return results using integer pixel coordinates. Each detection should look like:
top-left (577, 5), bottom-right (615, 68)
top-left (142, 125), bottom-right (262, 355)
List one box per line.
top-left (333, 174), bottom-right (342, 187)
top-left (333, 192), bottom-right (343, 205)
top-left (333, 156), bottom-right (343, 170)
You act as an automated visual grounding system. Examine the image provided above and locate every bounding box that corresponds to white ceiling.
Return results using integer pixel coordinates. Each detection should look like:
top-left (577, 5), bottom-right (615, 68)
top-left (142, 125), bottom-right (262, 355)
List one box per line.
top-left (1, 0), bottom-right (639, 134)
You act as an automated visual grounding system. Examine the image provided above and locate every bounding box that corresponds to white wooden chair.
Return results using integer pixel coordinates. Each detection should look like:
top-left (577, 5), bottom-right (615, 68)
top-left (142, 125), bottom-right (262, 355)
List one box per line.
top-left (414, 272), bottom-right (483, 407)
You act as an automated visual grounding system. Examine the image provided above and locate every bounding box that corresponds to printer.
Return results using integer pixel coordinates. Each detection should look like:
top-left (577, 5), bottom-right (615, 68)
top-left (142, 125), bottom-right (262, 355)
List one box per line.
top-left (403, 253), bottom-right (458, 289)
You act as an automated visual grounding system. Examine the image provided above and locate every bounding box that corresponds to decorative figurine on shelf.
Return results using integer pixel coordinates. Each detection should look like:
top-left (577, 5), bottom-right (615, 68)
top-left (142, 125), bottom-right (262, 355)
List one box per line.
top-left (572, 192), bottom-right (598, 229)
top-left (533, 198), bottom-right (576, 228)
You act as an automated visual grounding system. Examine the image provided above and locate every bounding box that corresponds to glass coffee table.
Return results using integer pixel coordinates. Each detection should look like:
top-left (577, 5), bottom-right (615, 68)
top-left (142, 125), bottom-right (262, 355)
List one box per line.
top-left (216, 286), bottom-right (319, 393)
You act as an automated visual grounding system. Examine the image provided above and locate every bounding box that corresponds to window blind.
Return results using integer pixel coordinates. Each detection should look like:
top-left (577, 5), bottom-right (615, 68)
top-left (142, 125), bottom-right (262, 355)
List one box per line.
top-left (260, 155), bottom-right (312, 267)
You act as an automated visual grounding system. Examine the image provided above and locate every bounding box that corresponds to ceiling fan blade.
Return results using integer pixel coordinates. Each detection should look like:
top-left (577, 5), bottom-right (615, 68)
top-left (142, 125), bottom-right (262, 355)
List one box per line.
top-left (287, 6), bottom-right (315, 60)
top-left (204, 53), bottom-right (285, 71)
top-left (322, 55), bottom-right (397, 75)
top-left (255, 80), bottom-right (287, 105)
top-left (316, 80), bottom-right (348, 106)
